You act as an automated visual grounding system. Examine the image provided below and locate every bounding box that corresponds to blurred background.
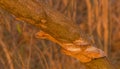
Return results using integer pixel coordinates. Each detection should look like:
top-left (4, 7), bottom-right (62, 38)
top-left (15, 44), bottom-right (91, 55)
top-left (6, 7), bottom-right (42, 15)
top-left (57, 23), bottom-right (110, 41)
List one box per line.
top-left (0, 0), bottom-right (120, 69)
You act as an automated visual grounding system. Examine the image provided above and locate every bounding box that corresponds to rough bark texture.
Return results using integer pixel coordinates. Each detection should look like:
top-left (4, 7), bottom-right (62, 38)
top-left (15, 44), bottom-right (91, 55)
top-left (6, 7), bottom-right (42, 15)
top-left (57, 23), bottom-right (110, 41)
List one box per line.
top-left (85, 57), bottom-right (113, 69)
top-left (0, 0), bottom-right (113, 69)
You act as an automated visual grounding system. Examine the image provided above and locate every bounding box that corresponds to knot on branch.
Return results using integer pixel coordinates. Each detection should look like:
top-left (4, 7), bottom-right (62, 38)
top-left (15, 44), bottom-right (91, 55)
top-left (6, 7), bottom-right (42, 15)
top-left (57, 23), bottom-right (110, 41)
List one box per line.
top-left (35, 31), bottom-right (106, 63)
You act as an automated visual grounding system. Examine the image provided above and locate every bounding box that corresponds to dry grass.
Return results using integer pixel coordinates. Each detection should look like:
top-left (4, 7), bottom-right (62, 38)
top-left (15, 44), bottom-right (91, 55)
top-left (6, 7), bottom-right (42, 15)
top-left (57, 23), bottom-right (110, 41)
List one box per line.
top-left (0, 0), bottom-right (120, 69)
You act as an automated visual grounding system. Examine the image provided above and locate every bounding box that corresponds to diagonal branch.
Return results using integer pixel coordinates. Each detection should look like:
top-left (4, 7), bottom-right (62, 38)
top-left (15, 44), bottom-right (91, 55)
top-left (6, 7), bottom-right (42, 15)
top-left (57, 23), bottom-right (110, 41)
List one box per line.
top-left (0, 0), bottom-right (113, 69)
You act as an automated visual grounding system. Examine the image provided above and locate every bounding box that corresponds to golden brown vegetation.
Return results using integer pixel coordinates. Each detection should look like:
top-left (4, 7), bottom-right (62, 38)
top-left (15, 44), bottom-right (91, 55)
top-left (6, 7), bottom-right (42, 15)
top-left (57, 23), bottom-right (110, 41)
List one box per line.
top-left (0, 0), bottom-right (120, 69)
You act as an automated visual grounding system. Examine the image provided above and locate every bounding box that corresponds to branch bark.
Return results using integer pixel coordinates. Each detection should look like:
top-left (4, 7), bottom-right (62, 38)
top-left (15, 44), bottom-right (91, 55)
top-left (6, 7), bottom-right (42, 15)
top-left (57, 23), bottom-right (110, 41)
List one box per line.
top-left (0, 0), bottom-right (113, 69)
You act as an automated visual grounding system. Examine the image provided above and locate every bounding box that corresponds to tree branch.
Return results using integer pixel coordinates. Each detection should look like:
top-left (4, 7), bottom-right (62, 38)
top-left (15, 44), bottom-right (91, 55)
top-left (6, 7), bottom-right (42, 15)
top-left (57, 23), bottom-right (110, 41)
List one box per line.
top-left (0, 0), bottom-right (113, 69)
